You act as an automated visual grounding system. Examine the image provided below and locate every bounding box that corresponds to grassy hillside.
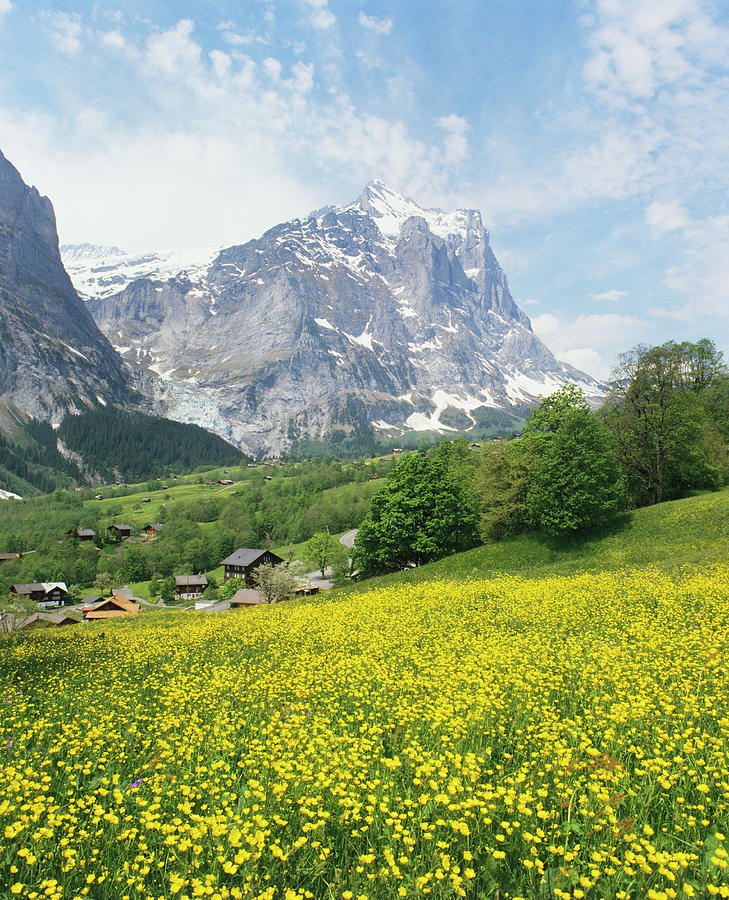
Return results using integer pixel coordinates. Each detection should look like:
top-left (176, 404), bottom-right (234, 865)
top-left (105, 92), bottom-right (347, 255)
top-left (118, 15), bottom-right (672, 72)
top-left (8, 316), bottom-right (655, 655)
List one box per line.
top-left (347, 486), bottom-right (729, 592)
top-left (2, 565), bottom-right (728, 898)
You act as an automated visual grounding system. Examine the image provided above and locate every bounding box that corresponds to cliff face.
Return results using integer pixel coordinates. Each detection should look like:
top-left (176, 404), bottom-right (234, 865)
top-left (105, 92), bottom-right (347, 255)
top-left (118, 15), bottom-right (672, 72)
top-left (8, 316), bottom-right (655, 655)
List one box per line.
top-left (69, 181), bottom-right (602, 456)
top-left (0, 150), bottom-right (134, 422)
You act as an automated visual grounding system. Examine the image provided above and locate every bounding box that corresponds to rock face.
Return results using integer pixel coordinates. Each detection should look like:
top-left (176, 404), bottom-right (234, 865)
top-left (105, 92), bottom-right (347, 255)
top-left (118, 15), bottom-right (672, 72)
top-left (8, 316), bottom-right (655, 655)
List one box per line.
top-left (67, 180), bottom-right (603, 456)
top-left (0, 150), bottom-right (134, 422)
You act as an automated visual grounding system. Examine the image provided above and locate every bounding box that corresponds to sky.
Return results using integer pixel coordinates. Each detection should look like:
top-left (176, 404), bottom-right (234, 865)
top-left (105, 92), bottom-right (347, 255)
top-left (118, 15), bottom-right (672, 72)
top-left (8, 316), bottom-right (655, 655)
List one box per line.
top-left (0, 0), bottom-right (727, 380)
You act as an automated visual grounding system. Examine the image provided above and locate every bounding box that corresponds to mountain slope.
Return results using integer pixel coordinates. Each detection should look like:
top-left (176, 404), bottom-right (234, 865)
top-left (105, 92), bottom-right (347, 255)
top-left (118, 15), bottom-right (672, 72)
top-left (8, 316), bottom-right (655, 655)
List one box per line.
top-left (0, 149), bottom-right (134, 422)
top-left (68, 181), bottom-right (603, 456)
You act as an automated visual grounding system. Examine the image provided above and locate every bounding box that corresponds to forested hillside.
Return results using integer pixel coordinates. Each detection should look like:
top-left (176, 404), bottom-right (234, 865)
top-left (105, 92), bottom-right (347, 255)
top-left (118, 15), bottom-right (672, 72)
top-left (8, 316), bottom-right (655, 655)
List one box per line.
top-left (57, 408), bottom-right (243, 481)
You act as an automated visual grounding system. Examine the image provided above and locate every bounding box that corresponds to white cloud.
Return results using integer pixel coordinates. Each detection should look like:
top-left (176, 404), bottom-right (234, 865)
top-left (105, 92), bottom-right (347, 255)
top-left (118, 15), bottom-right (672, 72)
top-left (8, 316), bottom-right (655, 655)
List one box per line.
top-left (658, 213), bottom-right (729, 319)
top-left (100, 30), bottom-right (126, 51)
top-left (47, 12), bottom-right (83, 56)
top-left (299, 0), bottom-right (336, 30)
top-left (533, 311), bottom-right (649, 378)
top-left (590, 289), bottom-right (626, 302)
top-left (0, 0), bottom-right (13, 22)
top-left (146, 19), bottom-right (201, 75)
top-left (436, 114), bottom-right (470, 166)
top-left (645, 199), bottom-right (690, 235)
top-left (358, 11), bottom-right (392, 35)
top-left (0, 15), bottom-right (464, 253)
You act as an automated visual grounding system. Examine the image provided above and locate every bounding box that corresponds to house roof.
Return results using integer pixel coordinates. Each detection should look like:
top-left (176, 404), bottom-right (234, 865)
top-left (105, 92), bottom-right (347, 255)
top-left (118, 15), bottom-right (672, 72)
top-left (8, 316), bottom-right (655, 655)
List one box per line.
top-left (0, 552), bottom-right (19, 560)
top-left (41, 582), bottom-right (68, 593)
top-left (197, 600), bottom-right (229, 613)
top-left (16, 613), bottom-right (53, 630)
top-left (12, 583), bottom-right (44, 594)
top-left (45, 611), bottom-right (83, 626)
top-left (145, 523), bottom-right (164, 531)
top-left (230, 588), bottom-right (267, 606)
top-left (77, 528), bottom-right (96, 538)
top-left (84, 595), bottom-right (140, 618)
top-left (220, 548), bottom-right (283, 567)
top-left (175, 575), bottom-right (208, 587)
top-left (110, 523), bottom-right (132, 531)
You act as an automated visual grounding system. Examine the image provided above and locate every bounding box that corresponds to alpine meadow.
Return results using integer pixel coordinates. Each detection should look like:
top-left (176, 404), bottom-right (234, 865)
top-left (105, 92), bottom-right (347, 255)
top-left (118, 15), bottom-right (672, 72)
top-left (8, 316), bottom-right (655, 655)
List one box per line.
top-left (2, 1), bottom-right (729, 898)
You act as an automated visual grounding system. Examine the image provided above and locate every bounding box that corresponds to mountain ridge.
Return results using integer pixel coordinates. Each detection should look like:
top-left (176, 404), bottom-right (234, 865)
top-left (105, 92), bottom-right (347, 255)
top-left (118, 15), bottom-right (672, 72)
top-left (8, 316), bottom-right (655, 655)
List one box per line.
top-left (66, 180), bottom-right (603, 457)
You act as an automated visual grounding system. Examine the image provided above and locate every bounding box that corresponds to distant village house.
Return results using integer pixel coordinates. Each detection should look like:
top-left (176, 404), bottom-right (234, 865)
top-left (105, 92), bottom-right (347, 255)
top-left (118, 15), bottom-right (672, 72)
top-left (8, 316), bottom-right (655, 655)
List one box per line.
top-left (143, 523), bottom-right (164, 540)
top-left (107, 524), bottom-right (132, 541)
top-left (0, 552), bottom-right (20, 563)
top-left (11, 582), bottom-right (68, 608)
top-left (219, 548), bottom-right (284, 586)
top-left (174, 574), bottom-right (208, 601)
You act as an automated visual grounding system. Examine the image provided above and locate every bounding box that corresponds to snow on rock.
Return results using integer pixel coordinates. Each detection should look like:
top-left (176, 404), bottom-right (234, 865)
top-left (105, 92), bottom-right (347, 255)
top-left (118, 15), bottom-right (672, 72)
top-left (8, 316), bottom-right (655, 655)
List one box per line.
top-left (62, 243), bottom-right (220, 300)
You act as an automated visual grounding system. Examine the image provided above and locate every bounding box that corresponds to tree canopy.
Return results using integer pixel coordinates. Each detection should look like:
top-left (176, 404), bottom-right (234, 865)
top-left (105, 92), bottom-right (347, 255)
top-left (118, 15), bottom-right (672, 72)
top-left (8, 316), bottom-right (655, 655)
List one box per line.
top-left (352, 451), bottom-right (480, 575)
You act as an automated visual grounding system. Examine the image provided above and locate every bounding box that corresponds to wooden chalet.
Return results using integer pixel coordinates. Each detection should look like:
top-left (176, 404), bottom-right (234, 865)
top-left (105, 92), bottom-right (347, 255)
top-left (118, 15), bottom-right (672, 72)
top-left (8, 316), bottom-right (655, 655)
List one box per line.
top-left (219, 548), bottom-right (284, 586)
top-left (107, 524), bottom-right (132, 541)
top-left (0, 552), bottom-right (20, 563)
top-left (11, 582), bottom-right (68, 608)
top-left (218, 479), bottom-right (234, 485)
top-left (143, 523), bottom-right (164, 540)
top-left (65, 527), bottom-right (95, 541)
top-left (174, 574), bottom-right (208, 600)
top-left (83, 593), bottom-right (140, 621)
top-left (230, 588), bottom-right (268, 608)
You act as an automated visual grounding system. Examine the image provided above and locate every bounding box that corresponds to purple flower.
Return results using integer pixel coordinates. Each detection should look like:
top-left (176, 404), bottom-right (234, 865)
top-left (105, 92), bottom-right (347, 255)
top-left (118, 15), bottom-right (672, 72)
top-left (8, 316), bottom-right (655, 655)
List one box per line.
top-left (130, 778), bottom-right (143, 789)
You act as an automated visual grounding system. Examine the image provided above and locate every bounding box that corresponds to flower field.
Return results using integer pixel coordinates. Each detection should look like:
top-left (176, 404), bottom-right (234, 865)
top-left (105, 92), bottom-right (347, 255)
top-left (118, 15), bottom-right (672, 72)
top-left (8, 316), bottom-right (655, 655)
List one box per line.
top-left (2, 567), bottom-right (729, 900)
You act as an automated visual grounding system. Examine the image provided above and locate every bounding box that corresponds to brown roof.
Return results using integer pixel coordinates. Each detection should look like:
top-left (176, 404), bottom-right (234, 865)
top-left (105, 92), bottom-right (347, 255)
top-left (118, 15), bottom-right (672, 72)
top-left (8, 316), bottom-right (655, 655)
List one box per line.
top-left (45, 611), bottom-right (83, 626)
top-left (84, 595), bottom-right (140, 619)
top-left (0, 552), bottom-right (19, 561)
top-left (230, 588), bottom-right (268, 606)
top-left (175, 575), bottom-right (208, 587)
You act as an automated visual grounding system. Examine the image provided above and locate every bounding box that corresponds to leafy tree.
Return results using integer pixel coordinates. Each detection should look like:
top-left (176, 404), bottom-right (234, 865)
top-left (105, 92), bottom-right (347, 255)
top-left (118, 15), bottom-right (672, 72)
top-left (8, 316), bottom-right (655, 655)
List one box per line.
top-left (602, 340), bottom-right (727, 506)
top-left (475, 440), bottom-right (532, 541)
top-left (521, 385), bottom-right (624, 537)
top-left (201, 585), bottom-right (220, 603)
top-left (160, 576), bottom-right (177, 604)
top-left (92, 571), bottom-right (114, 595)
top-left (119, 545), bottom-right (148, 584)
top-left (303, 531), bottom-right (346, 578)
top-left (221, 577), bottom-right (245, 600)
top-left (253, 561), bottom-right (306, 603)
top-left (352, 453), bottom-right (480, 576)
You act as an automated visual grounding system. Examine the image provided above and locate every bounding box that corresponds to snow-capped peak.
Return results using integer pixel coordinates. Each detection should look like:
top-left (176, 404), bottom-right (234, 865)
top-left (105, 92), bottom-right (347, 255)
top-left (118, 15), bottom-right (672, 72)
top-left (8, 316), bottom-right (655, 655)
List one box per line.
top-left (339, 179), bottom-right (483, 244)
top-left (62, 244), bottom-right (221, 301)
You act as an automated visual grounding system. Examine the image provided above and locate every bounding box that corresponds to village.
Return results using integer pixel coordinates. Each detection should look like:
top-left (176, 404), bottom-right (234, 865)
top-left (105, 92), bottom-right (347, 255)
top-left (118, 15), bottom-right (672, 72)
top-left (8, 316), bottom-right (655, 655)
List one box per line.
top-left (2, 536), bottom-right (323, 633)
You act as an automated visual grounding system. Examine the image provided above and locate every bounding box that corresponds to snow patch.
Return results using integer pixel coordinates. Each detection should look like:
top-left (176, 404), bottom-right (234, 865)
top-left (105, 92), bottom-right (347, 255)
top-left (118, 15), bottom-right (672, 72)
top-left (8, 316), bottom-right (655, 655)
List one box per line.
top-left (314, 317), bottom-right (337, 331)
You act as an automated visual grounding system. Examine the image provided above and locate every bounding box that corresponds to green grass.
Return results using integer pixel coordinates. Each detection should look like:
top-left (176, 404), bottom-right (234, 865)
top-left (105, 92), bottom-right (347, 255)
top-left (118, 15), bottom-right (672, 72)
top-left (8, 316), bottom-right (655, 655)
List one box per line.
top-left (346, 486), bottom-right (729, 593)
top-left (272, 531), bottom-right (348, 563)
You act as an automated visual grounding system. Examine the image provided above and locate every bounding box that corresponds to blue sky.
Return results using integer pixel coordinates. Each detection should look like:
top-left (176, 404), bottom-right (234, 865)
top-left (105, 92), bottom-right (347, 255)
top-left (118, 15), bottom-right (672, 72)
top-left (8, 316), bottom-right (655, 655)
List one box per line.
top-left (0, 0), bottom-right (727, 378)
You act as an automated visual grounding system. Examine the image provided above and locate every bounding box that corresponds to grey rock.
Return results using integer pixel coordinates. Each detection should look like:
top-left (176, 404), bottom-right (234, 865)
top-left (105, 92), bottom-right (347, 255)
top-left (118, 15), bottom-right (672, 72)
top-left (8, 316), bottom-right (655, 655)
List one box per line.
top-left (0, 149), bottom-right (134, 422)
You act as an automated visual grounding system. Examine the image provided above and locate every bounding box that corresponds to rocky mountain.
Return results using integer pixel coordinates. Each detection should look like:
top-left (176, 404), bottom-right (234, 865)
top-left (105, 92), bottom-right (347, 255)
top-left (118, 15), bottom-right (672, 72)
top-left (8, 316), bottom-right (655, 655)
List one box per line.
top-left (0, 149), bottom-right (134, 424)
top-left (66, 181), bottom-right (603, 456)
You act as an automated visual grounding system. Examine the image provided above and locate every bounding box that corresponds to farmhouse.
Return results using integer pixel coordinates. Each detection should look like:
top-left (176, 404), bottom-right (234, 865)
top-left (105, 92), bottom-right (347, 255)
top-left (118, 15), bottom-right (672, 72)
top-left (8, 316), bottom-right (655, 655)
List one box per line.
top-left (230, 588), bottom-right (268, 608)
top-left (219, 548), bottom-right (284, 586)
top-left (65, 527), bottom-right (96, 541)
top-left (83, 593), bottom-right (140, 620)
top-left (175, 574), bottom-right (208, 600)
top-left (107, 524), bottom-right (132, 541)
top-left (143, 523), bottom-right (164, 540)
top-left (11, 582), bottom-right (68, 607)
